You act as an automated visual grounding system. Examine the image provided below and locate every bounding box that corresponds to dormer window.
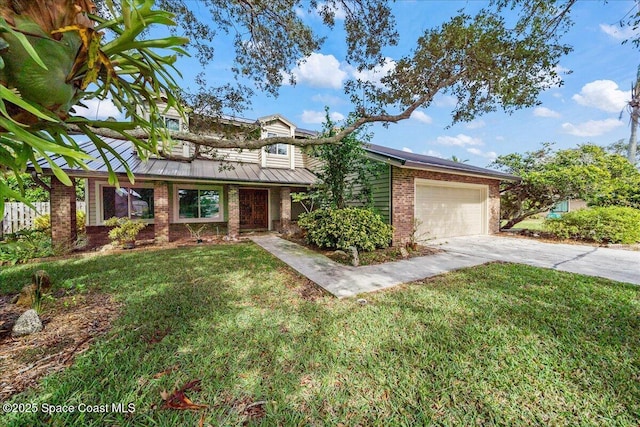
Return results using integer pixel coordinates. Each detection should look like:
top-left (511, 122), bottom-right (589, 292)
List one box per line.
top-left (162, 116), bottom-right (181, 131)
top-left (266, 143), bottom-right (288, 156)
top-left (265, 132), bottom-right (288, 156)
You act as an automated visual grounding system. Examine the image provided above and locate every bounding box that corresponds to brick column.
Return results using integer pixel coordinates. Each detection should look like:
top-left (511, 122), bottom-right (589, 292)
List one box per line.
top-left (50, 176), bottom-right (77, 248)
top-left (228, 185), bottom-right (240, 238)
top-left (280, 187), bottom-right (291, 234)
top-left (391, 167), bottom-right (414, 246)
top-left (154, 182), bottom-right (170, 243)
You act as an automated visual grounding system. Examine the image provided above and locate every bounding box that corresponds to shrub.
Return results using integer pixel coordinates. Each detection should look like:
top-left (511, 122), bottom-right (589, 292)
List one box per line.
top-left (298, 207), bottom-right (393, 251)
top-left (104, 217), bottom-right (146, 247)
top-left (544, 206), bottom-right (640, 244)
top-left (33, 211), bottom-right (86, 233)
top-left (0, 230), bottom-right (54, 264)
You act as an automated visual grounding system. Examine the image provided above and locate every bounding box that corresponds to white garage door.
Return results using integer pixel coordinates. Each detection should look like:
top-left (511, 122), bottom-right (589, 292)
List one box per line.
top-left (415, 179), bottom-right (488, 240)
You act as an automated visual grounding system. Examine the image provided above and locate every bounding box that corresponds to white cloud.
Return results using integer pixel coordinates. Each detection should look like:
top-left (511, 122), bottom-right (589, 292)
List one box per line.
top-left (424, 149), bottom-right (443, 158)
top-left (435, 133), bottom-right (483, 147)
top-left (290, 53), bottom-right (347, 89)
top-left (434, 94), bottom-right (457, 108)
top-left (495, 135), bottom-right (505, 141)
top-left (467, 148), bottom-right (497, 160)
top-left (402, 147), bottom-right (414, 153)
top-left (300, 109), bottom-right (345, 124)
top-left (572, 80), bottom-right (630, 113)
top-left (311, 93), bottom-right (343, 105)
top-left (349, 57), bottom-right (396, 88)
top-left (600, 23), bottom-right (639, 41)
top-left (411, 110), bottom-right (433, 124)
top-left (465, 119), bottom-right (485, 129)
top-left (72, 98), bottom-right (123, 120)
top-left (533, 107), bottom-right (561, 118)
top-left (561, 118), bottom-right (623, 137)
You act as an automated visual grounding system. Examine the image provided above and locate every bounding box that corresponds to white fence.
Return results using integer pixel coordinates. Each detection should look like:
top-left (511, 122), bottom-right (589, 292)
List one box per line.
top-left (1, 202), bottom-right (86, 235)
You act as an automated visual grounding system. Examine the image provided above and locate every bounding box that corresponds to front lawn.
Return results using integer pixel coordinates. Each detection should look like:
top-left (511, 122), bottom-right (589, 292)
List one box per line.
top-left (1, 243), bottom-right (639, 426)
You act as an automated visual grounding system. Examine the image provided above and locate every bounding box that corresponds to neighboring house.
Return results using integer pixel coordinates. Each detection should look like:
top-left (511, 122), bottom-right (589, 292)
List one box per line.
top-left (547, 199), bottom-right (588, 218)
top-left (34, 107), bottom-right (518, 248)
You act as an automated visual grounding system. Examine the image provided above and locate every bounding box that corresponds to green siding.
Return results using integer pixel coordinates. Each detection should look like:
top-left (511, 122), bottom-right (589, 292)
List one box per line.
top-left (346, 162), bottom-right (391, 223)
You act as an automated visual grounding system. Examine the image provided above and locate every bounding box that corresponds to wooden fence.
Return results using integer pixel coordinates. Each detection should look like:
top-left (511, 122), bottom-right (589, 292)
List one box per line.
top-left (1, 202), bottom-right (86, 235)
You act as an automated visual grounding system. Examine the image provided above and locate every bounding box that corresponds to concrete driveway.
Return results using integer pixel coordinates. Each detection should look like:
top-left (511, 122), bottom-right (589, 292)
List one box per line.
top-left (429, 235), bottom-right (640, 285)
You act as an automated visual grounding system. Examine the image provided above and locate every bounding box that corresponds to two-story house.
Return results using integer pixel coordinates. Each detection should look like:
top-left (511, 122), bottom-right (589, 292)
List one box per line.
top-left (38, 105), bottom-right (518, 250)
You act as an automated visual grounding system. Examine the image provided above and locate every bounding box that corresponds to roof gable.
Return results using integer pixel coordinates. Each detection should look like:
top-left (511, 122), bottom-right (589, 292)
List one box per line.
top-left (258, 114), bottom-right (297, 130)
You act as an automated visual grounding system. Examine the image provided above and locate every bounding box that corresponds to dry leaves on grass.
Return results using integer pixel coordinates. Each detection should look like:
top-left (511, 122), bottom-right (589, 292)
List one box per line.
top-left (160, 379), bottom-right (208, 410)
top-left (0, 292), bottom-right (121, 401)
top-left (220, 393), bottom-right (267, 423)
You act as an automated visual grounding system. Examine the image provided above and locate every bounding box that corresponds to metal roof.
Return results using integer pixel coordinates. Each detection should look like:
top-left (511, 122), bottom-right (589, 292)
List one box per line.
top-left (364, 143), bottom-right (519, 181)
top-left (33, 138), bottom-right (317, 186)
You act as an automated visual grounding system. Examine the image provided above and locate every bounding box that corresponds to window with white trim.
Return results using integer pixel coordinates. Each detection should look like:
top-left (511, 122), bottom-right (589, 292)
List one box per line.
top-left (102, 186), bottom-right (154, 221)
top-left (265, 132), bottom-right (288, 156)
top-left (177, 187), bottom-right (222, 220)
top-left (266, 143), bottom-right (288, 155)
top-left (158, 115), bottom-right (181, 131)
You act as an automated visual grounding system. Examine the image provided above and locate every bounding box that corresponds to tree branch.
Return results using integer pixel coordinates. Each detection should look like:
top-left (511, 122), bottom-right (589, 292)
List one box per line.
top-left (65, 91), bottom-right (438, 150)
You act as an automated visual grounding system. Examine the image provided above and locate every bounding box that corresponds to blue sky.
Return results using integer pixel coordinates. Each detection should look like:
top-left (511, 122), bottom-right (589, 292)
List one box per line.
top-left (81, 1), bottom-right (640, 167)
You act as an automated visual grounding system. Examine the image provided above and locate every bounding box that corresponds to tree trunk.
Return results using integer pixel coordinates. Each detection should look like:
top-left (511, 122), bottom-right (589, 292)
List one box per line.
top-left (628, 66), bottom-right (639, 164)
top-left (501, 209), bottom-right (548, 229)
top-left (628, 107), bottom-right (638, 164)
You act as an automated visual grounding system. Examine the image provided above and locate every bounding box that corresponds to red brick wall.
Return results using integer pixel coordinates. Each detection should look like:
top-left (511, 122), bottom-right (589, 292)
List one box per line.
top-left (50, 176), bottom-right (77, 248)
top-left (279, 187), bottom-right (291, 233)
top-left (169, 223), bottom-right (228, 241)
top-left (391, 167), bottom-right (501, 245)
top-left (227, 185), bottom-right (240, 238)
top-left (154, 182), bottom-right (170, 243)
top-left (85, 222), bottom-right (228, 249)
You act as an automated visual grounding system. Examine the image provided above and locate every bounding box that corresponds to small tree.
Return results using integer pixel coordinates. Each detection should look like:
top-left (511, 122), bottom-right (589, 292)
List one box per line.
top-left (493, 144), bottom-right (640, 229)
top-left (309, 109), bottom-right (383, 209)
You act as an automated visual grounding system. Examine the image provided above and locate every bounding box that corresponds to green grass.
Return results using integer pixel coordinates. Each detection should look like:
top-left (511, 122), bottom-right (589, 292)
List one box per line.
top-left (2, 243), bottom-right (639, 426)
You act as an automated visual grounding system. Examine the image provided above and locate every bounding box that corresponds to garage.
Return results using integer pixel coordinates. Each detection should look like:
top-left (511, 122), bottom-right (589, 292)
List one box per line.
top-left (414, 179), bottom-right (489, 240)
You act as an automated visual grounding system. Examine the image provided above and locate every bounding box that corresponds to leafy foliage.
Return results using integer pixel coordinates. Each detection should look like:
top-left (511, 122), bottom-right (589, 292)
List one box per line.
top-left (0, 230), bottom-right (54, 265)
top-left (0, 0), bottom-right (187, 215)
top-left (298, 207), bottom-right (393, 251)
top-left (33, 211), bottom-right (86, 234)
top-left (104, 217), bottom-right (146, 245)
top-left (545, 206), bottom-right (640, 244)
top-left (308, 109), bottom-right (383, 209)
top-left (492, 144), bottom-right (640, 228)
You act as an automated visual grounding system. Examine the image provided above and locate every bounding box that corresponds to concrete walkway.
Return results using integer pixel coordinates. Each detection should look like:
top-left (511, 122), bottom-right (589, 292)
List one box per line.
top-left (251, 234), bottom-right (640, 298)
top-left (250, 235), bottom-right (487, 298)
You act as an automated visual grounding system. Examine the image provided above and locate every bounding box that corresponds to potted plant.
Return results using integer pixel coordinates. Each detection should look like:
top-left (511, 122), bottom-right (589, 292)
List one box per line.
top-left (104, 217), bottom-right (146, 249)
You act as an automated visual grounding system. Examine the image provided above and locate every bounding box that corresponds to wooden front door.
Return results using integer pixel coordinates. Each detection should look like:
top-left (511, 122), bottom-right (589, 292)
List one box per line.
top-left (239, 189), bottom-right (269, 230)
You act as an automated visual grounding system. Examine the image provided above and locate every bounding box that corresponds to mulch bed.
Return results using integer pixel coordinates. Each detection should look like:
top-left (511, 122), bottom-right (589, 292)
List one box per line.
top-left (283, 235), bottom-right (442, 266)
top-left (0, 291), bottom-right (121, 401)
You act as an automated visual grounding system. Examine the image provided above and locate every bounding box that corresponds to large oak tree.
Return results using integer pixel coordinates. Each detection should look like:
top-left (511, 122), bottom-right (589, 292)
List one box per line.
top-left (3, 0), bottom-right (635, 215)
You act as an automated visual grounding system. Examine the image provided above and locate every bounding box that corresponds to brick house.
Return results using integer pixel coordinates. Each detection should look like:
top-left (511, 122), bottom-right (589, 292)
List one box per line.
top-left (36, 111), bottom-right (517, 249)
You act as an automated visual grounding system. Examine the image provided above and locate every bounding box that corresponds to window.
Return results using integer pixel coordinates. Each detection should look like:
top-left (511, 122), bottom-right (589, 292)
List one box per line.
top-left (265, 132), bottom-right (288, 156)
top-left (159, 115), bottom-right (181, 131)
top-left (178, 188), bottom-right (221, 220)
top-left (551, 200), bottom-right (569, 213)
top-left (102, 187), bottom-right (154, 220)
top-left (266, 143), bottom-right (288, 156)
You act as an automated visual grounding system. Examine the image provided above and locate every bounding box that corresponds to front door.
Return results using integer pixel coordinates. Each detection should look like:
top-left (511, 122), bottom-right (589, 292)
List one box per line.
top-left (239, 189), bottom-right (269, 230)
